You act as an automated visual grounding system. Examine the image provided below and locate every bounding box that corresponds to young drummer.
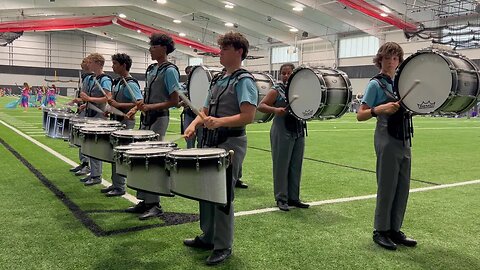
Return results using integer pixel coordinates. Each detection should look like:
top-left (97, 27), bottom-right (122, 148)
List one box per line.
top-left (357, 42), bottom-right (417, 251)
top-left (183, 31), bottom-right (258, 266)
top-left (125, 33), bottom-right (180, 220)
top-left (258, 63), bottom-right (309, 211)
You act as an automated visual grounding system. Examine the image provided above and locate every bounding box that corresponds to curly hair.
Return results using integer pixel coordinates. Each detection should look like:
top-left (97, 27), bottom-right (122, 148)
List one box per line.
top-left (373, 42), bottom-right (404, 69)
top-left (279, 63), bottom-right (295, 73)
top-left (88, 53), bottom-right (105, 67)
top-left (217, 31), bottom-right (249, 60)
top-left (149, 33), bottom-right (175, 55)
top-left (111, 53), bottom-right (132, 71)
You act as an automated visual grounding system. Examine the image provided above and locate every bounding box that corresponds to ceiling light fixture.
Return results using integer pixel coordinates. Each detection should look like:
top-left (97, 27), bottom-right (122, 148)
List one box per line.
top-left (173, 19), bottom-right (182, 24)
top-left (380, 4), bottom-right (392, 14)
top-left (118, 13), bottom-right (127, 18)
top-left (225, 4), bottom-right (234, 9)
top-left (137, 29), bottom-right (142, 33)
top-left (179, 32), bottom-right (186, 37)
top-left (289, 27), bottom-right (299, 32)
top-left (292, 6), bottom-right (303, 12)
top-left (156, 0), bottom-right (167, 4)
top-left (380, 12), bottom-right (388, 17)
top-left (225, 22), bottom-right (234, 27)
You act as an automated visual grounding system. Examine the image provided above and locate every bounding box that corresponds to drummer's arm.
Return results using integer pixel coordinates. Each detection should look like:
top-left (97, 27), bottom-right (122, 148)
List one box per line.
top-left (258, 89), bottom-right (280, 114)
top-left (357, 104), bottom-right (375, 121)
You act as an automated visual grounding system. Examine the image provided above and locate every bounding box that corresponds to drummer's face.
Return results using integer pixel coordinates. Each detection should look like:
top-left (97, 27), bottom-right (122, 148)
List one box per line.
top-left (280, 67), bottom-right (293, 83)
top-left (382, 55), bottom-right (400, 72)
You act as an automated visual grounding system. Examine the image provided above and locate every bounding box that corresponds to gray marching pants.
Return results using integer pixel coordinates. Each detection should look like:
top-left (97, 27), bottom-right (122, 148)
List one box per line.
top-left (110, 119), bottom-right (135, 191)
top-left (270, 122), bottom-right (305, 203)
top-left (137, 116), bottom-right (169, 204)
top-left (373, 123), bottom-right (411, 232)
top-left (198, 135), bottom-right (247, 250)
top-left (86, 112), bottom-right (105, 178)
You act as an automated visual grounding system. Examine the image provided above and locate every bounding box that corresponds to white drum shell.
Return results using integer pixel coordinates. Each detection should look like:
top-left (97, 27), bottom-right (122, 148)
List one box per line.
top-left (80, 127), bottom-right (119, 162)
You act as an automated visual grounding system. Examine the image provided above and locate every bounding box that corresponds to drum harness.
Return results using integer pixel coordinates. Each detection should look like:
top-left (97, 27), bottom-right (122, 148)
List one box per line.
top-left (371, 74), bottom-right (414, 146)
top-left (141, 62), bottom-right (179, 127)
top-left (110, 76), bottom-right (140, 121)
top-left (86, 73), bottom-right (113, 117)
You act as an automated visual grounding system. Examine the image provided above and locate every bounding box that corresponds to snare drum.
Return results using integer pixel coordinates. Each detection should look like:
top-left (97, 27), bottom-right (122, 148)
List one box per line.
top-left (124, 148), bottom-right (174, 196)
top-left (80, 126), bottom-right (121, 162)
top-left (110, 129), bottom-right (158, 148)
top-left (42, 107), bottom-right (65, 130)
top-left (45, 112), bottom-right (74, 139)
top-left (72, 120), bottom-right (122, 147)
top-left (187, 65), bottom-right (223, 110)
top-left (167, 148), bottom-right (230, 205)
top-left (252, 72), bottom-right (275, 123)
top-left (287, 67), bottom-right (353, 120)
top-left (395, 48), bottom-right (480, 114)
top-left (68, 116), bottom-right (91, 145)
top-left (113, 145), bottom-right (157, 177)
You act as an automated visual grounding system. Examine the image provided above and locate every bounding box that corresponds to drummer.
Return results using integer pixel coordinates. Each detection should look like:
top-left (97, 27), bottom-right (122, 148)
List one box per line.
top-left (258, 63), bottom-right (309, 211)
top-left (79, 53), bottom-right (113, 186)
top-left (183, 31), bottom-right (258, 265)
top-left (357, 42), bottom-right (417, 250)
top-left (100, 53), bottom-right (143, 197)
top-left (69, 56), bottom-right (93, 176)
top-left (125, 33), bottom-right (180, 220)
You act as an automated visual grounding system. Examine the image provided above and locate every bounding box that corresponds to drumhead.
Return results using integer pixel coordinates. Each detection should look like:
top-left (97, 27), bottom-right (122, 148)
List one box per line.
top-left (89, 120), bottom-right (121, 126)
top-left (125, 147), bottom-right (172, 157)
top-left (396, 52), bottom-right (452, 114)
top-left (80, 127), bottom-right (118, 134)
top-left (130, 141), bottom-right (177, 147)
top-left (114, 145), bottom-right (153, 152)
top-left (168, 148), bottom-right (227, 158)
top-left (287, 68), bottom-right (323, 120)
top-left (188, 66), bottom-right (223, 110)
top-left (112, 129), bottom-right (156, 137)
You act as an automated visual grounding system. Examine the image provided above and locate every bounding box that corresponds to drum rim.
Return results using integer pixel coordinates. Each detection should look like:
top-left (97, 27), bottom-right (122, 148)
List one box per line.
top-left (125, 147), bottom-right (173, 156)
top-left (286, 66), bottom-right (324, 121)
top-left (187, 65), bottom-right (223, 94)
top-left (167, 148), bottom-right (228, 159)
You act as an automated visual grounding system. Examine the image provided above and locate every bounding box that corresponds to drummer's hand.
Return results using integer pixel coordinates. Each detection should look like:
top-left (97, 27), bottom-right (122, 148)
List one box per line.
top-left (138, 103), bottom-right (152, 112)
top-left (79, 92), bottom-right (90, 102)
top-left (275, 107), bottom-right (287, 116)
top-left (203, 116), bottom-right (224, 129)
top-left (126, 108), bottom-right (137, 119)
top-left (179, 100), bottom-right (187, 108)
top-left (184, 124), bottom-right (197, 139)
top-left (79, 104), bottom-right (87, 111)
top-left (103, 111), bottom-right (110, 118)
top-left (107, 98), bottom-right (119, 107)
top-left (378, 102), bottom-right (400, 115)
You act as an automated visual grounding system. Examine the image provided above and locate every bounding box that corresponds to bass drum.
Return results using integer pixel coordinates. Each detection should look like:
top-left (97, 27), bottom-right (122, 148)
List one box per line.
top-left (252, 72), bottom-right (275, 123)
top-left (287, 67), bottom-right (353, 120)
top-left (187, 65), bottom-right (223, 111)
top-left (395, 48), bottom-right (480, 115)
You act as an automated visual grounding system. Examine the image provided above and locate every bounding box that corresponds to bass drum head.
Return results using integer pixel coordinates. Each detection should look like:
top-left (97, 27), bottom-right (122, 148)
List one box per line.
top-left (287, 68), bottom-right (323, 120)
top-left (396, 52), bottom-right (452, 114)
top-left (188, 66), bottom-right (222, 110)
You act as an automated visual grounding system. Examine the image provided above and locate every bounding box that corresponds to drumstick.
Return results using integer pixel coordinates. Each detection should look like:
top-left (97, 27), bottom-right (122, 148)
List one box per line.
top-left (285, 95), bottom-right (299, 109)
top-left (399, 80), bottom-right (420, 103)
top-left (175, 89), bottom-right (205, 120)
top-left (105, 104), bottom-right (126, 116)
top-left (121, 77), bottom-right (145, 116)
top-left (93, 77), bottom-right (108, 96)
top-left (171, 135), bottom-right (186, 142)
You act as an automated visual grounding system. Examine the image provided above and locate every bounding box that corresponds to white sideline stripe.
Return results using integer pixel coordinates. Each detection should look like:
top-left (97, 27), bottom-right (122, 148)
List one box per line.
top-left (0, 119), bottom-right (139, 204)
top-left (247, 126), bottom-right (480, 133)
top-left (235, 179), bottom-right (480, 217)
top-left (25, 131), bottom-right (45, 134)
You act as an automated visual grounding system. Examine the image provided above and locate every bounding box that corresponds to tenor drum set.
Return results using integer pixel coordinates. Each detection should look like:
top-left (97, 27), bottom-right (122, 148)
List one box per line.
top-left (42, 48), bottom-right (480, 206)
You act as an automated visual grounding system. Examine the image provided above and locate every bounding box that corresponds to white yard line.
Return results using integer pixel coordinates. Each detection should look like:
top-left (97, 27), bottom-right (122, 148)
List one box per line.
top-left (247, 126), bottom-right (480, 133)
top-left (0, 119), bottom-right (138, 204)
top-left (235, 179), bottom-right (480, 217)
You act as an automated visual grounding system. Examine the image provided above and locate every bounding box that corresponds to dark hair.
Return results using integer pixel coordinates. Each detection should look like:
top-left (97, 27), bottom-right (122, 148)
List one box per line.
top-left (217, 31), bottom-right (249, 60)
top-left (111, 53), bottom-right (133, 71)
top-left (185, 65), bottom-right (192, 74)
top-left (149, 33), bottom-right (175, 55)
top-left (279, 63), bottom-right (295, 73)
top-left (373, 42), bottom-right (404, 69)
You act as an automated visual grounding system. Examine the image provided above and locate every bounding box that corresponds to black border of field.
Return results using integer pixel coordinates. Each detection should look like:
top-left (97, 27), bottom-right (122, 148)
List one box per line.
top-left (0, 137), bottom-right (198, 237)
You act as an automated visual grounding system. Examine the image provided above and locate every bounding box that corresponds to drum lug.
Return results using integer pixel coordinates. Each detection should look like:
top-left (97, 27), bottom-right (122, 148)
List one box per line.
top-left (217, 159), bottom-right (224, 171)
top-left (173, 160), bottom-right (178, 173)
top-left (126, 157), bottom-right (132, 170)
top-left (95, 134), bottom-right (98, 143)
top-left (145, 157), bottom-right (149, 171)
top-left (196, 158), bottom-right (200, 172)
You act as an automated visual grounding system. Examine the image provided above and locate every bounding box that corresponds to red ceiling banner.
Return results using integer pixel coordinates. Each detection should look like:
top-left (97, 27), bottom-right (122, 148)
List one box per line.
top-left (0, 16), bottom-right (220, 54)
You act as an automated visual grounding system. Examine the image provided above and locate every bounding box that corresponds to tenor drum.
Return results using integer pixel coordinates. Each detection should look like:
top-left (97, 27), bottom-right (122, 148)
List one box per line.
top-left (68, 116), bottom-right (92, 146)
top-left (113, 144), bottom-right (157, 177)
top-left (395, 49), bottom-right (480, 114)
top-left (110, 129), bottom-right (158, 148)
top-left (80, 126), bottom-right (121, 162)
top-left (187, 65), bottom-right (223, 110)
top-left (252, 72), bottom-right (275, 123)
top-left (287, 67), bottom-right (353, 120)
top-left (124, 148), bottom-right (174, 196)
top-left (167, 148), bottom-right (230, 205)
top-left (45, 112), bottom-right (74, 139)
